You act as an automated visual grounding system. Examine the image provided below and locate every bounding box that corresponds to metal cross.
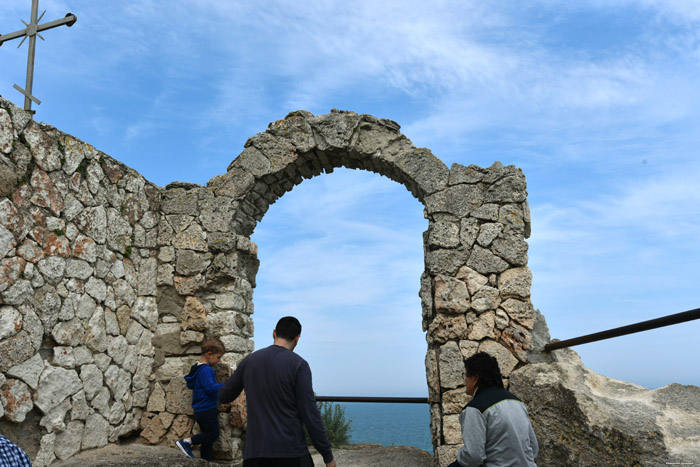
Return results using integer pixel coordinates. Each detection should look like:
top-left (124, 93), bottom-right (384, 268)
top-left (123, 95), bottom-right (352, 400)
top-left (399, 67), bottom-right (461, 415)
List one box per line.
top-left (0, 0), bottom-right (77, 113)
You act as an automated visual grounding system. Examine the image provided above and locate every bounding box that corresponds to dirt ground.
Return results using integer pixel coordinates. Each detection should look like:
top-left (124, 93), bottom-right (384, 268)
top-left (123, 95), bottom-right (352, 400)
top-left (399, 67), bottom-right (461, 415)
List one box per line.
top-left (51, 442), bottom-right (435, 467)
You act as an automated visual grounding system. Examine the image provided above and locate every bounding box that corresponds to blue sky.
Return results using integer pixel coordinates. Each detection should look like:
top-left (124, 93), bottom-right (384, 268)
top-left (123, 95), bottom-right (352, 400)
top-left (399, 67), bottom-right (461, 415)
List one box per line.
top-left (2, 1), bottom-right (699, 395)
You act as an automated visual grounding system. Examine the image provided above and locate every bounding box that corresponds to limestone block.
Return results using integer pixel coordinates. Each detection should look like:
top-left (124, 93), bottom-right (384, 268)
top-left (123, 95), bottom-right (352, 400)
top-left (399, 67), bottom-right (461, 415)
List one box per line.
top-left (438, 341), bottom-right (466, 390)
top-left (85, 307), bottom-right (108, 352)
top-left (34, 433), bottom-right (57, 467)
top-left (470, 285), bottom-right (501, 313)
top-left (448, 163), bottom-right (485, 185)
top-left (0, 330), bottom-right (36, 372)
top-left (7, 352), bottom-right (44, 389)
top-left (52, 318), bottom-right (85, 346)
top-left (491, 233), bottom-right (528, 266)
top-left (106, 334), bottom-right (129, 366)
top-left (499, 298), bottom-right (535, 329)
top-left (35, 364), bottom-right (82, 413)
top-left (29, 169), bottom-right (63, 215)
top-left (215, 292), bottom-right (247, 311)
top-left (495, 309), bottom-right (509, 329)
top-left (0, 257), bottom-right (26, 293)
top-left (55, 420), bottom-right (84, 460)
top-left (104, 364), bottom-right (132, 401)
top-left (80, 363), bottom-right (104, 400)
top-left (175, 249), bottom-right (212, 275)
top-left (165, 377), bottom-right (193, 415)
top-left (0, 109), bottom-right (11, 153)
top-left (39, 398), bottom-right (71, 433)
top-left (173, 223), bottom-right (208, 252)
top-left (122, 345), bottom-right (139, 374)
top-left (428, 221), bottom-right (460, 249)
top-left (132, 296), bottom-right (158, 331)
top-left (65, 258), bottom-right (93, 280)
top-left (476, 223), bottom-right (502, 247)
top-left (1, 378), bottom-right (33, 422)
top-left (71, 391), bottom-right (90, 421)
top-left (91, 387), bottom-right (111, 417)
top-left (442, 414), bottom-right (462, 444)
top-left (23, 121), bottom-right (62, 171)
top-left (75, 206), bottom-right (107, 244)
top-left (17, 239), bottom-right (45, 263)
top-left (109, 401), bottom-right (126, 424)
top-left (471, 203), bottom-right (499, 221)
top-left (442, 387), bottom-right (470, 415)
top-left (428, 314), bottom-right (468, 344)
top-left (424, 349), bottom-right (440, 402)
top-left (106, 208), bottom-right (132, 252)
top-left (162, 188), bottom-right (199, 215)
top-left (137, 257), bottom-right (157, 296)
top-left (73, 234), bottom-right (97, 263)
top-left (155, 322), bottom-right (185, 355)
top-left (456, 266), bottom-right (488, 296)
top-left (53, 346), bottom-right (76, 368)
top-left (498, 267), bottom-right (532, 298)
top-left (433, 275), bottom-right (470, 314)
top-left (147, 382), bottom-right (167, 412)
top-left (37, 256), bottom-right (66, 285)
top-left (468, 312), bottom-right (497, 341)
top-left (105, 308), bottom-right (120, 336)
top-left (220, 334), bottom-right (253, 354)
top-left (477, 340), bottom-right (518, 377)
top-left (173, 274), bottom-right (205, 295)
top-left (208, 310), bottom-right (253, 338)
top-left (500, 323), bottom-right (533, 362)
top-left (0, 305), bottom-right (22, 340)
top-left (426, 248), bottom-right (469, 276)
top-left (425, 184), bottom-right (484, 218)
top-left (466, 245), bottom-right (509, 275)
top-left (181, 296), bottom-right (208, 332)
top-left (85, 276), bottom-right (107, 302)
top-left (484, 173), bottom-right (527, 203)
top-left (76, 293), bottom-right (97, 319)
top-left (82, 413), bottom-right (109, 449)
top-left (458, 340), bottom-right (479, 361)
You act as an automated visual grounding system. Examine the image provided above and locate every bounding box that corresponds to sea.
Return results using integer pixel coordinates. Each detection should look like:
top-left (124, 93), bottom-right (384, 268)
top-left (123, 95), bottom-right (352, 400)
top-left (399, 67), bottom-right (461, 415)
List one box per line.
top-left (337, 402), bottom-right (433, 453)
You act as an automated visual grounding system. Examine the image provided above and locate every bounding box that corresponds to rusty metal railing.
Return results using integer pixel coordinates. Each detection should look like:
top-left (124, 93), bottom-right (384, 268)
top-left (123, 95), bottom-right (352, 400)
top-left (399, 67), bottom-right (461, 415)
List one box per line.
top-left (544, 307), bottom-right (700, 352)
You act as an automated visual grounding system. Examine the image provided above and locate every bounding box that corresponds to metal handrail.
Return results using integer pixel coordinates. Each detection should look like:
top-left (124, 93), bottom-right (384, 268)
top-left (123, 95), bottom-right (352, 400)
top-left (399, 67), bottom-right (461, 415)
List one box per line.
top-left (316, 396), bottom-right (429, 404)
top-left (544, 307), bottom-right (700, 352)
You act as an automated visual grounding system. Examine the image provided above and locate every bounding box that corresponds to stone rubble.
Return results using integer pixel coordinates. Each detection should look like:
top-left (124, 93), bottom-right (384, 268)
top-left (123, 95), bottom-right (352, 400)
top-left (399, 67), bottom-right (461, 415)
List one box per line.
top-left (1, 97), bottom-right (698, 467)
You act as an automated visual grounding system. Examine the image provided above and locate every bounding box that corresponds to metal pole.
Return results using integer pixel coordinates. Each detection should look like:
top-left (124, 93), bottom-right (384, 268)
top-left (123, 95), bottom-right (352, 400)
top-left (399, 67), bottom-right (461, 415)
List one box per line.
top-left (24, 0), bottom-right (39, 111)
top-left (315, 396), bottom-right (430, 404)
top-left (544, 307), bottom-right (700, 352)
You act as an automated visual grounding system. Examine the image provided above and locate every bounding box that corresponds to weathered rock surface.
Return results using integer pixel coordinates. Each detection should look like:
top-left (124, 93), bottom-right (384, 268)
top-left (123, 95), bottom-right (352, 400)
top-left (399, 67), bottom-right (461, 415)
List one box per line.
top-left (509, 348), bottom-right (700, 466)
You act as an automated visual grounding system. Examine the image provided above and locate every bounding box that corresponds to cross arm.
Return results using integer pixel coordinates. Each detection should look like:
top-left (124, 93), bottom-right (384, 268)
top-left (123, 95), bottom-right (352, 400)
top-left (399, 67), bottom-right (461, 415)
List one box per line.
top-left (36, 13), bottom-right (77, 32)
top-left (0, 13), bottom-right (76, 46)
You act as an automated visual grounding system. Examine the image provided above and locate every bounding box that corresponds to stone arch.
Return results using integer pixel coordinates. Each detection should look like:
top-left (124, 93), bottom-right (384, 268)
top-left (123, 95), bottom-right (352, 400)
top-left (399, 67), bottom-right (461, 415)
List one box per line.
top-left (199, 109), bottom-right (538, 463)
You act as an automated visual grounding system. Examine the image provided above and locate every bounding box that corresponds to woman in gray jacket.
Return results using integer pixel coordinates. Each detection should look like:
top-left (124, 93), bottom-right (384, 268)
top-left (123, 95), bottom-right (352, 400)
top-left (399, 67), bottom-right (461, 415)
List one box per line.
top-left (449, 352), bottom-right (538, 467)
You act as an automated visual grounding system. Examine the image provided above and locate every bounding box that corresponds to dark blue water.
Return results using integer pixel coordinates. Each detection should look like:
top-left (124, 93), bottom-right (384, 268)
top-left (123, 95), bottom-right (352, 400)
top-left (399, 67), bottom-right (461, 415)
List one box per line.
top-left (338, 403), bottom-right (433, 453)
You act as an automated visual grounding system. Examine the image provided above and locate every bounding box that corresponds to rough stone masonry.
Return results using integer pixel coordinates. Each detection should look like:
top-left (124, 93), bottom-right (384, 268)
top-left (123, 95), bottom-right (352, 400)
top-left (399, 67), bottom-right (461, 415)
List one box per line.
top-left (1, 96), bottom-right (698, 466)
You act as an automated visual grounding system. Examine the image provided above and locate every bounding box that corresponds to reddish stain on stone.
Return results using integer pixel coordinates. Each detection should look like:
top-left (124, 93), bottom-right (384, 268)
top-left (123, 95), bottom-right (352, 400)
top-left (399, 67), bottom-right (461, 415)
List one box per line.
top-left (0, 257), bottom-right (26, 292)
top-left (30, 226), bottom-right (71, 257)
top-left (29, 169), bottom-right (64, 216)
top-left (17, 239), bottom-right (45, 263)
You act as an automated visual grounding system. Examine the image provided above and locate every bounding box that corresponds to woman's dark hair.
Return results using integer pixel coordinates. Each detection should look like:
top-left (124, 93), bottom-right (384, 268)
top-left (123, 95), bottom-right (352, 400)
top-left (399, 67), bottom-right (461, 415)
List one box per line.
top-left (275, 316), bottom-right (302, 341)
top-left (465, 352), bottom-right (504, 388)
top-left (201, 336), bottom-right (225, 355)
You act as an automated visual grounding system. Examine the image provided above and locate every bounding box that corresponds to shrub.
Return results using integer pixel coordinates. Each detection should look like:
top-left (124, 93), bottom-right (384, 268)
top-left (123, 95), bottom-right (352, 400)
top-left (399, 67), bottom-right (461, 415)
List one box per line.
top-left (307, 401), bottom-right (352, 447)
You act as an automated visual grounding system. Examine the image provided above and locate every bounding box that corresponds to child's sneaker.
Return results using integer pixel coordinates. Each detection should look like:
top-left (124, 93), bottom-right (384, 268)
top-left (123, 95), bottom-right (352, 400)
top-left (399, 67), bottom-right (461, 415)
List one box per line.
top-left (176, 439), bottom-right (194, 458)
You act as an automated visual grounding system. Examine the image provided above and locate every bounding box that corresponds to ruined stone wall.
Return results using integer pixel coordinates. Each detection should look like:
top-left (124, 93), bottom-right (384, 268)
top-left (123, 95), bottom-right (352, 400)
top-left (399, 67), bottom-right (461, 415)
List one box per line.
top-left (1, 100), bottom-right (541, 465)
top-left (5, 98), bottom-right (693, 467)
top-left (0, 97), bottom-right (159, 465)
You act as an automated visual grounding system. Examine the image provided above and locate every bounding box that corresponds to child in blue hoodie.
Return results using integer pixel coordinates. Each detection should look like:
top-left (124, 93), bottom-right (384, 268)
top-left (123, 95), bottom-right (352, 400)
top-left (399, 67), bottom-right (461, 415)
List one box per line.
top-left (176, 336), bottom-right (225, 461)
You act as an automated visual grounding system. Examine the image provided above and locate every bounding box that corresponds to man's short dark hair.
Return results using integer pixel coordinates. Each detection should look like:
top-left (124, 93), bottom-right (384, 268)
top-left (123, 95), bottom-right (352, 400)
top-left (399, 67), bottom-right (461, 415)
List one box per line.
top-left (275, 316), bottom-right (302, 341)
top-left (465, 352), bottom-right (504, 388)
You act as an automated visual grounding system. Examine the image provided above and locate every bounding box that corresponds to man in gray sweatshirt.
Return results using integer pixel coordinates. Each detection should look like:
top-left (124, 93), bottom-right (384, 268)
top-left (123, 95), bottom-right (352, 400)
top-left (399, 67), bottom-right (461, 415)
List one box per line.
top-left (219, 316), bottom-right (336, 467)
top-left (449, 352), bottom-right (538, 467)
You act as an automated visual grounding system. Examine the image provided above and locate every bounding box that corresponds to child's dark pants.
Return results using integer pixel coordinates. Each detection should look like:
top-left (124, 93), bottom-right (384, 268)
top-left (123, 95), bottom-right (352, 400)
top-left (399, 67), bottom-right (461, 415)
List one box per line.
top-left (192, 408), bottom-right (220, 461)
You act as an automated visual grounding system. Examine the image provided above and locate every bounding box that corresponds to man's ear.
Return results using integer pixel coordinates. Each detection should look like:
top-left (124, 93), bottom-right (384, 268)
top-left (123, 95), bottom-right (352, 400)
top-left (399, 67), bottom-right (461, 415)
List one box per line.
top-left (273, 330), bottom-right (277, 340)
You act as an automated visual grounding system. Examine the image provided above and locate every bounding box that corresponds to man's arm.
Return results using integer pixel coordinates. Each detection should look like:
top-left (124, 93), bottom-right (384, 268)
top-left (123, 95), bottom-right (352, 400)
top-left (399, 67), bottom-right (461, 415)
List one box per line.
top-left (295, 362), bottom-right (334, 465)
top-left (218, 359), bottom-right (245, 404)
top-left (456, 407), bottom-right (487, 467)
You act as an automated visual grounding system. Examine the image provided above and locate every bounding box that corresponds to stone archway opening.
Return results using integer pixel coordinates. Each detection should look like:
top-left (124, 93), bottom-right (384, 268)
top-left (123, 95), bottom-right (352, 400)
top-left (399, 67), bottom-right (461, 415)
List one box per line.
top-left (249, 167), bottom-right (431, 448)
